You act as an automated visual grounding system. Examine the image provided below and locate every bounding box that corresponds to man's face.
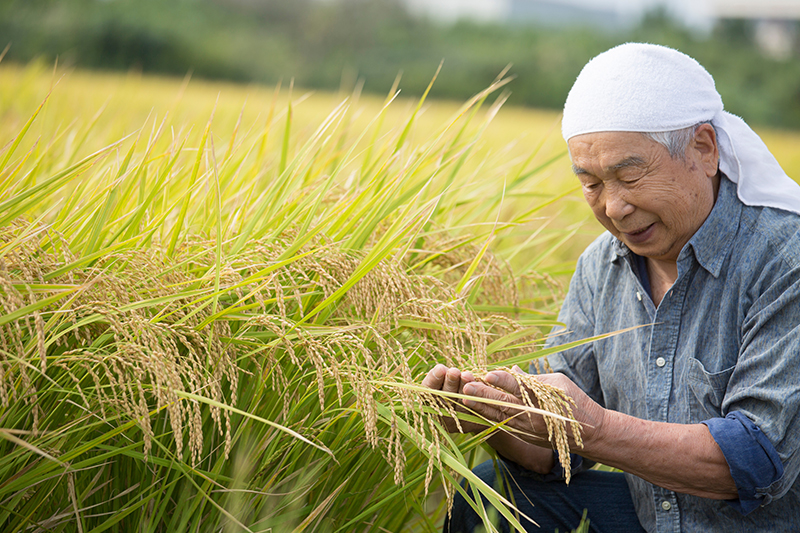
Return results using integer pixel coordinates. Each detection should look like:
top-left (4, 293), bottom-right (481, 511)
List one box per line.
top-left (567, 127), bottom-right (719, 264)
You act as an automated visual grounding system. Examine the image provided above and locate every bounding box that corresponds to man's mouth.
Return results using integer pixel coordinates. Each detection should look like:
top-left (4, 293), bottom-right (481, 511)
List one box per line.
top-left (622, 223), bottom-right (655, 244)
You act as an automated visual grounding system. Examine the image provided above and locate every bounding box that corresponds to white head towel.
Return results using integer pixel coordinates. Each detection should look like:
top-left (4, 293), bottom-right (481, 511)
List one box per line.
top-left (562, 42), bottom-right (800, 215)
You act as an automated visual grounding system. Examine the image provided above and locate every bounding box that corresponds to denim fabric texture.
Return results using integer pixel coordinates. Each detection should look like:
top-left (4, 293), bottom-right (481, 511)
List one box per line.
top-left (545, 177), bottom-right (800, 532)
top-left (445, 458), bottom-right (645, 533)
top-left (704, 411), bottom-right (783, 514)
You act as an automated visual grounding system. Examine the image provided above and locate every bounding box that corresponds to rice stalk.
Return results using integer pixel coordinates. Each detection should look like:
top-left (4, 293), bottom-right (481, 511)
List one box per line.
top-left (0, 61), bottom-right (587, 531)
top-left (473, 366), bottom-right (583, 484)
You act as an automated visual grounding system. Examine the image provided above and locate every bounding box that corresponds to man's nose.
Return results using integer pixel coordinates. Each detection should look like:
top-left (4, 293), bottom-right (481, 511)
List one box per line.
top-left (604, 187), bottom-right (634, 220)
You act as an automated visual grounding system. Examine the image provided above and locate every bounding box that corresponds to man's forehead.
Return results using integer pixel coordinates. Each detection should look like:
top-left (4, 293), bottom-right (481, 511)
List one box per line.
top-left (572, 155), bottom-right (648, 176)
top-left (568, 132), bottom-right (656, 174)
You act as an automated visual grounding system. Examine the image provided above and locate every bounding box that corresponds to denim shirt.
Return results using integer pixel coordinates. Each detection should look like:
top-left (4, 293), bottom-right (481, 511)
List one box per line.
top-left (546, 177), bottom-right (800, 532)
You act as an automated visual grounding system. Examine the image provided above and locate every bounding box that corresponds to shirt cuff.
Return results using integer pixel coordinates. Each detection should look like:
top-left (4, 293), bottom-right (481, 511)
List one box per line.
top-left (703, 412), bottom-right (784, 515)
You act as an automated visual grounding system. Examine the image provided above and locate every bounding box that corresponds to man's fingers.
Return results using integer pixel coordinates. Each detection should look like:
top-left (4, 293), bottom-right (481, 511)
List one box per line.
top-left (463, 381), bottom-right (523, 419)
top-left (483, 370), bottom-right (522, 396)
top-left (421, 364), bottom-right (447, 390)
top-left (421, 365), bottom-right (470, 394)
top-left (419, 365), bottom-right (498, 435)
top-left (443, 367), bottom-right (463, 393)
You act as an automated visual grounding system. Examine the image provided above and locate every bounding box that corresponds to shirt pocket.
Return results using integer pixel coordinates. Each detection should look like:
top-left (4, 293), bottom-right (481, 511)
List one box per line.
top-left (686, 357), bottom-right (735, 419)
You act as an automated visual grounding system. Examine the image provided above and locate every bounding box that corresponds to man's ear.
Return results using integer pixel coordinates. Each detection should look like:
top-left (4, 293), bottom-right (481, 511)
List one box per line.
top-left (692, 123), bottom-right (720, 178)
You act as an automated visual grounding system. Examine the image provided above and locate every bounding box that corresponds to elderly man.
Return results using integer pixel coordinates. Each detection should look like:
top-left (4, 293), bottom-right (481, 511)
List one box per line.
top-left (424, 43), bottom-right (800, 532)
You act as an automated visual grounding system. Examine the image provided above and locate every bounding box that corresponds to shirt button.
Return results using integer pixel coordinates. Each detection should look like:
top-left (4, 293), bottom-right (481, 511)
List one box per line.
top-left (656, 357), bottom-right (666, 367)
top-left (661, 500), bottom-right (672, 511)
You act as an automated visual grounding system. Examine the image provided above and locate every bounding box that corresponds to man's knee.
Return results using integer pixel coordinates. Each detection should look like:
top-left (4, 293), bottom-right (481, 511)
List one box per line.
top-left (446, 460), bottom-right (642, 533)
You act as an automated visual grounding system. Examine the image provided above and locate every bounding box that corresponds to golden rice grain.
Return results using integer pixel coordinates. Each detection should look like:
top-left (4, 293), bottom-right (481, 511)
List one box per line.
top-left (473, 366), bottom-right (583, 484)
top-left (0, 215), bottom-right (562, 510)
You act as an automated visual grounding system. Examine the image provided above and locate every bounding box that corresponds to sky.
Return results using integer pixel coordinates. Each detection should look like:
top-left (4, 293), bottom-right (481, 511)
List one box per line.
top-left (404, 0), bottom-right (800, 31)
top-left (587, 0), bottom-right (800, 28)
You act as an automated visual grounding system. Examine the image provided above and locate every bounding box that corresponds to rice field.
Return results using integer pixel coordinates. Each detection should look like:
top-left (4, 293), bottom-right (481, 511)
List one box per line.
top-left (1, 60), bottom-right (799, 532)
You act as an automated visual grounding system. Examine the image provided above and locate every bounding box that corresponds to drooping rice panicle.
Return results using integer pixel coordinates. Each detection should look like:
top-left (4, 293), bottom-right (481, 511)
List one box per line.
top-left (471, 366), bottom-right (584, 484)
top-left (0, 62), bottom-right (591, 531)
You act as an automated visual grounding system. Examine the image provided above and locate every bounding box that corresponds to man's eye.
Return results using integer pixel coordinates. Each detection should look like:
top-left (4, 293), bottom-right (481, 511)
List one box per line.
top-left (619, 173), bottom-right (643, 184)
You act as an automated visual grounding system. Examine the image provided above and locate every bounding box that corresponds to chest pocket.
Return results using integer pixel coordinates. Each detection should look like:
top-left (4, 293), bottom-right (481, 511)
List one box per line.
top-left (686, 357), bottom-right (735, 419)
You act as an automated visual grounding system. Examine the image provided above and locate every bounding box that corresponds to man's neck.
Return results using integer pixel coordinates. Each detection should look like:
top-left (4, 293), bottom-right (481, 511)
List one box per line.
top-left (644, 172), bottom-right (721, 306)
top-left (646, 258), bottom-right (678, 307)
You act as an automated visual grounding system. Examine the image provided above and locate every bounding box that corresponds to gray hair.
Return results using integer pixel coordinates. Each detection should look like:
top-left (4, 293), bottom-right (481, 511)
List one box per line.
top-left (642, 122), bottom-right (715, 159)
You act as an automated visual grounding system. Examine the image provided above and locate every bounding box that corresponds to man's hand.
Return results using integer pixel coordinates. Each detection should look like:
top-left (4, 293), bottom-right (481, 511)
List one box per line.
top-left (421, 364), bottom-right (487, 434)
top-left (422, 365), bottom-right (571, 474)
top-left (461, 368), bottom-right (605, 450)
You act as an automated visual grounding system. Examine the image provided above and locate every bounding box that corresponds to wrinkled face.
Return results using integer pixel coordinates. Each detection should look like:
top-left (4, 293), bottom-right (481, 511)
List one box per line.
top-left (567, 127), bottom-right (720, 264)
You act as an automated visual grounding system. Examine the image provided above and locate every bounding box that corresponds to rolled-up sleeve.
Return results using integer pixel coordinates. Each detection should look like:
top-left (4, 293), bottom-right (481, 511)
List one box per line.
top-left (704, 412), bottom-right (784, 514)
top-left (720, 259), bottom-right (800, 508)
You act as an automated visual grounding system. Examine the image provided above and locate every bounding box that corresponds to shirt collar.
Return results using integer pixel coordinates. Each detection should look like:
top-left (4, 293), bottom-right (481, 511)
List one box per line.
top-left (609, 176), bottom-right (741, 278)
top-left (681, 175), bottom-right (741, 277)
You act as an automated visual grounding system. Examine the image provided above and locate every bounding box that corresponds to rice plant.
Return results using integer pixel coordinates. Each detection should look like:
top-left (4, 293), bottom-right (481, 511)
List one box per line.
top-left (0, 60), bottom-right (593, 532)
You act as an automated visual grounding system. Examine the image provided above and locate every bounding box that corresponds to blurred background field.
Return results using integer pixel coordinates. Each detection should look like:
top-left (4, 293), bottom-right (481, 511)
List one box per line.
top-left (0, 59), bottom-right (600, 276)
top-left (4, 0), bottom-right (800, 129)
top-left (4, 58), bottom-right (800, 275)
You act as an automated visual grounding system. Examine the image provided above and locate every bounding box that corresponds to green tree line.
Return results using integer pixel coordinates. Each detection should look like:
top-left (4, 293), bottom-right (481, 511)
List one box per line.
top-left (2, 0), bottom-right (800, 128)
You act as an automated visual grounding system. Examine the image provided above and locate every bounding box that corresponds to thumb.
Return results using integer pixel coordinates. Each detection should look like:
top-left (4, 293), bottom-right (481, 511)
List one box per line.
top-left (484, 370), bottom-right (522, 396)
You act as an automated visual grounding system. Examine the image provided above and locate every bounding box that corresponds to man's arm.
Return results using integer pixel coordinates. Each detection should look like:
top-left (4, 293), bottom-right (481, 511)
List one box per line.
top-left (593, 407), bottom-right (737, 499)
top-left (461, 370), bottom-right (739, 500)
